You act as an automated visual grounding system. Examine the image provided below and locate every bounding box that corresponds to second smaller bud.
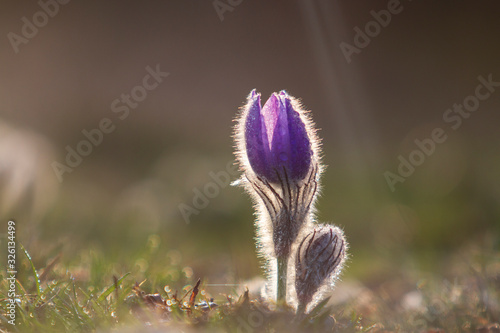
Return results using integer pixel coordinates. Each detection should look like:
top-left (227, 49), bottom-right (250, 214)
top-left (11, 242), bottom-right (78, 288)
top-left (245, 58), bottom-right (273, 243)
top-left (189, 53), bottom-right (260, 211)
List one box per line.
top-left (295, 225), bottom-right (347, 311)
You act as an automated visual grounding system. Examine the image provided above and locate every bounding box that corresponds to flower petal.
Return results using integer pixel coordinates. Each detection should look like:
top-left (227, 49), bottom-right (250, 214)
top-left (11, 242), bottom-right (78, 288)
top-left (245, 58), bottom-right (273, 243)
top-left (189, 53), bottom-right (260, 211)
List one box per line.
top-left (244, 90), bottom-right (270, 179)
top-left (281, 91), bottom-right (312, 181)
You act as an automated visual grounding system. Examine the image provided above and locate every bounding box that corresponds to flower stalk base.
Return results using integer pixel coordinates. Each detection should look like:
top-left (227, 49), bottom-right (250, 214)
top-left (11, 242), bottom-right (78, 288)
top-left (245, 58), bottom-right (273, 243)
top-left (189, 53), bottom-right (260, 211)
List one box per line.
top-left (277, 257), bottom-right (288, 303)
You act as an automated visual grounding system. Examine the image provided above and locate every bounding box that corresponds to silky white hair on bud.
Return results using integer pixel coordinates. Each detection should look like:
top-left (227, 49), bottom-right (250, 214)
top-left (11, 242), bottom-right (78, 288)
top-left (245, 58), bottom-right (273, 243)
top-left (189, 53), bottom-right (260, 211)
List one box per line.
top-left (293, 224), bottom-right (348, 312)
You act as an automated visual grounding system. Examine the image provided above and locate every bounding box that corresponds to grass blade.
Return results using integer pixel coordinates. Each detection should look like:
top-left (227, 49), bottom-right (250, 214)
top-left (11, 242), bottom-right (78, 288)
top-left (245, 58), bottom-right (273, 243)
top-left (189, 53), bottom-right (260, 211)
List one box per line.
top-left (20, 243), bottom-right (42, 298)
top-left (97, 272), bottom-right (130, 302)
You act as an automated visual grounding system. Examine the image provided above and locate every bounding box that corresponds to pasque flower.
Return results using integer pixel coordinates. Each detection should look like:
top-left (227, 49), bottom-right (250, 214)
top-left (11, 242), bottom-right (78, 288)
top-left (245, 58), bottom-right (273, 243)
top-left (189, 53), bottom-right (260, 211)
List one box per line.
top-left (244, 90), bottom-right (312, 184)
top-left (235, 90), bottom-right (321, 258)
top-left (295, 225), bottom-right (347, 312)
top-left (234, 89), bottom-right (348, 308)
top-left (234, 89), bottom-right (323, 303)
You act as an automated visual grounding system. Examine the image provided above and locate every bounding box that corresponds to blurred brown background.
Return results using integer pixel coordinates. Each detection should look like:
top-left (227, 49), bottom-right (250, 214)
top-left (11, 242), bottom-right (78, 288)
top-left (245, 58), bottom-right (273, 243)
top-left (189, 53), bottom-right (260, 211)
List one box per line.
top-left (1, 1), bottom-right (499, 285)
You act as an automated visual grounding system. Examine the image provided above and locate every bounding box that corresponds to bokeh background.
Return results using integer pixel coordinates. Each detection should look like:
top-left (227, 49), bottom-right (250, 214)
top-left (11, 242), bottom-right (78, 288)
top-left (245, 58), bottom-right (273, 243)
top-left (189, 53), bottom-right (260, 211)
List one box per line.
top-left (1, 0), bottom-right (499, 294)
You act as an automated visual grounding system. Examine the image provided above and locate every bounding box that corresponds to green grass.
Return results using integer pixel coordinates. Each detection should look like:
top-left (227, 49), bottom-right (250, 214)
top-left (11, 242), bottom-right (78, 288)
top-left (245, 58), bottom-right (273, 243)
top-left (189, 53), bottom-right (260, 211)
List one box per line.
top-left (1, 236), bottom-right (498, 332)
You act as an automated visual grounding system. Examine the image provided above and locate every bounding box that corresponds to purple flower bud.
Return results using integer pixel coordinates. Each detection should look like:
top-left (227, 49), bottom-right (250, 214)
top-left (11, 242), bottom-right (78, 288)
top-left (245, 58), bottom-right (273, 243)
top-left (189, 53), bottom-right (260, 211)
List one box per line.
top-left (244, 90), bottom-right (312, 183)
top-left (234, 90), bottom-right (322, 259)
top-left (295, 226), bottom-right (347, 309)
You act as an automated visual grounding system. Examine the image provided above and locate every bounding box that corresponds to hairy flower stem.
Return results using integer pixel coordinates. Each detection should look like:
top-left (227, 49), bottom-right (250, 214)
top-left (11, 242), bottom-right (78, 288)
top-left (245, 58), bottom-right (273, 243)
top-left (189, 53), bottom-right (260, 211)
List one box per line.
top-left (277, 256), bottom-right (288, 303)
top-left (296, 303), bottom-right (306, 317)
